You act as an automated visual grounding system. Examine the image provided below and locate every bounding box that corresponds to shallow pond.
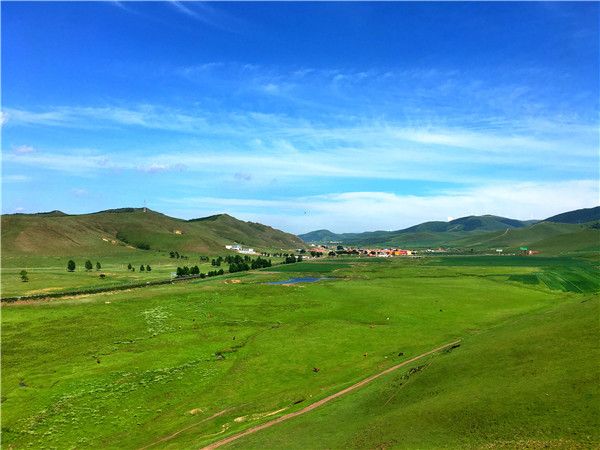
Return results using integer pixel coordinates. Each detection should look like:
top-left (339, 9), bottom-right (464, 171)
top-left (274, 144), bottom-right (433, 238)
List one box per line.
top-left (267, 277), bottom-right (331, 285)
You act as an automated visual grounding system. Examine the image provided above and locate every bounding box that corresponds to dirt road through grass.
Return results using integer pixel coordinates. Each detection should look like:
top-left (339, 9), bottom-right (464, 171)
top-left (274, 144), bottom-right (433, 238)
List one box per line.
top-left (201, 340), bottom-right (461, 450)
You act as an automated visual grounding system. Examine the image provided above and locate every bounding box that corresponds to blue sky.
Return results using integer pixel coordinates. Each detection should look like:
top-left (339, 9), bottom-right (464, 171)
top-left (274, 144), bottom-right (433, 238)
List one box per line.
top-left (2, 2), bottom-right (598, 233)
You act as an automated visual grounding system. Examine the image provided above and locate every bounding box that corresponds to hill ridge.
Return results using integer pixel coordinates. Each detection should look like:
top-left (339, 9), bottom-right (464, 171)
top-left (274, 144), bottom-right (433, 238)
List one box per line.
top-left (1, 209), bottom-right (303, 256)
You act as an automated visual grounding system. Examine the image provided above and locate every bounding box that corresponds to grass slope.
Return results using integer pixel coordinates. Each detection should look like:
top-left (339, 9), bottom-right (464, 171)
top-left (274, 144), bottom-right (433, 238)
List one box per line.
top-left (299, 209), bottom-right (599, 256)
top-left (544, 206), bottom-right (600, 224)
top-left (229, 294), bottom-right (599, 449)
top-left (1, 209), bottom-right (303, 258)
top-left (2, 257), bottom-right (597, 449)
top-left (336, 222), bottom-right (599, 256)
top-left (299, 214), bottom-right (535, 244)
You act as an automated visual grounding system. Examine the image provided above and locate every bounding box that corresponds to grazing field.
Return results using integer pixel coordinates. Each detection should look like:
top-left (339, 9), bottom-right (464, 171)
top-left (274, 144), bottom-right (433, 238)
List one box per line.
top-left (267, 261), bottom-right (352, 273)
top-left (228, 293), bottom-right (599, 449)
top-left (1, 257), bottom-right (598, 449)
top-left (0, 254), bottom-right (285, 298)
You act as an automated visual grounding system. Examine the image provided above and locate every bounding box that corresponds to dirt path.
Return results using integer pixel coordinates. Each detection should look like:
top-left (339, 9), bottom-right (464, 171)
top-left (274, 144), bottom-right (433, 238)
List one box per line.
top-left (201, 340), bottom-right (461, 450)
top-left (139, 409), bottom-right (231, 450)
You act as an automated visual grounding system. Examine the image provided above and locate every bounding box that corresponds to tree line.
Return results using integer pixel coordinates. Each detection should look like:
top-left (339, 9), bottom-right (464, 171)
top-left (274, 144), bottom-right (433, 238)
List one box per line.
top-left (175, 266), bottom-right (225, 278)
top-left (64, 260), bottom-right (152, 275)
top-left (175, 255), bottom-right (274, 278)
top-left (67, 260), bottom-right (102, 272)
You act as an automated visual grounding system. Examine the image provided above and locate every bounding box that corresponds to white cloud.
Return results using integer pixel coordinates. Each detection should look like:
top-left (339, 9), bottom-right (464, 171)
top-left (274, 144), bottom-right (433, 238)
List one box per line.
top-left (3, 103), bottom-right (596, 184)
top-left (71, 188), bottom-right (88, 197)
top-left (137, 162), bottom-right (186, 173)
top-left (160, 180), bottom-right (599, 233)
top-left (4, 105), bottom-right (595, 164)
top-left (2, 174), bottom-right (31, 183)
top-left (14, 145), bottom-right (35, 154)
top-left (3, 151), bottom-right (115, 173)
top-left (262, 83), bottom-right (280, 94)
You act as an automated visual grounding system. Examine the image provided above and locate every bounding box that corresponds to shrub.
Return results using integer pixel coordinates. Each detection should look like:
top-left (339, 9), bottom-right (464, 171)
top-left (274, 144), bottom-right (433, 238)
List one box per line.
top-left (20, 270), bottom-right (28, 282)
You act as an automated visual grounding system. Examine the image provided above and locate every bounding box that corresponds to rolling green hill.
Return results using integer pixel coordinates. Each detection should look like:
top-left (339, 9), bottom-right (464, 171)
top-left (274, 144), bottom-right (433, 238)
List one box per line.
top-left (544, 206), bottom-right (600, 224)
top-left (299, 214), bottom-right (536, 244)
top-left (1, 208), bottom-right (303, 257)
top-left (299, 207), bottom-right (600, 255)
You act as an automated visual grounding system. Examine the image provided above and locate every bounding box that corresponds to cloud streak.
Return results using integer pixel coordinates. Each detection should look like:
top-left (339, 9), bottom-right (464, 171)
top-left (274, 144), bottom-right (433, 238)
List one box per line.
top-left (161, 180), bottom-right (599, 233)
top-left (3, 104), bottom-right (596, 184)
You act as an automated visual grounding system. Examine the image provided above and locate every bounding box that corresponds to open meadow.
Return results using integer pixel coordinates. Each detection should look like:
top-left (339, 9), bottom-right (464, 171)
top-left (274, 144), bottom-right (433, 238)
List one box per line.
top-left (4, 2), bottom-right (599, 449)
top-left (2, 256), bottom-right (598, 449)
top-left (0, 253), bottom-right (286, 299)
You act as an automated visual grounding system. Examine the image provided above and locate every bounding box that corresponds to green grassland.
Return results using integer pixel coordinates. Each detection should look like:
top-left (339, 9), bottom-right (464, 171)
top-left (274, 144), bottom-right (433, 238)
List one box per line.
top-left (2, 256), bottom-right (598, 449)
top-left (1, 253), bottom-right (288, 298)
top-left (2, 254), bottom-right (193, 298)
top-left (267, 261), bottom-right (352, 273)
top-left (229, 292), bottom-right (599, 449)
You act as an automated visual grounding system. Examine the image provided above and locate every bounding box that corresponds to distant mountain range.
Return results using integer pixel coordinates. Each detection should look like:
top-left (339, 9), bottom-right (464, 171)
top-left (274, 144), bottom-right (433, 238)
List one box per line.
top-left (2, 206), bottom-right (598, 258)
top-left (1, 208), bottom-right (303, 257)
top-left (299, 207), bottom-right (600, 255)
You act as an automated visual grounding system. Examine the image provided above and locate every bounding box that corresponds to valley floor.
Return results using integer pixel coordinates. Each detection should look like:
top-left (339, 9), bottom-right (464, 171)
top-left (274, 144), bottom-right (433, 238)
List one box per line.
top-left (1, 256), bottom-right (598, 449)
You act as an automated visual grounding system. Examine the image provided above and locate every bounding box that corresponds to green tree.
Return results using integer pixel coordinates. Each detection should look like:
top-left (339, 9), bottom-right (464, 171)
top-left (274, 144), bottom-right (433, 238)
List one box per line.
top-left (127, 263), bottom-right (132, 271)
top-left (84, 260), bottom-right (93, 271)
top-left (96, 261), bottom-right (101, 271)
top-left (20, 270), bottom-right (29, 282)
top-left (67, 260), bottom-right (76, 272)
top-left (140, 265), bottom-right (145, 272)
top-left (146, 265), bottom-right (151, 272)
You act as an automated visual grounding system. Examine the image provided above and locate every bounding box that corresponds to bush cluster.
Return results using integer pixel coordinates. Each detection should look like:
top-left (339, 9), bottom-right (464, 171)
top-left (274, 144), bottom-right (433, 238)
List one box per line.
top-left (175, 266), bottom-right (224, 278)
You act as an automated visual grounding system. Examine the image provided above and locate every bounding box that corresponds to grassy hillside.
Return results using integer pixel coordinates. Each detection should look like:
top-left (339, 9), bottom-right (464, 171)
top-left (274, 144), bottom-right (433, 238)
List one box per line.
top-left (544, 206), bottom-right (600, 224)
top-left (300, 214), bottom-right (599, 256)
top-left (229, 293), bottom-right (599, 449)
top-left (300, 208), bottom-right (600, 256)
top-left (1, 209), bottom-right (303, 258)
top-left (403, 214), bottom-right (533, 233)
top-left (299, 214), bottom-right (535, 244)
top-left (2, 257), bottom-right (597, 449)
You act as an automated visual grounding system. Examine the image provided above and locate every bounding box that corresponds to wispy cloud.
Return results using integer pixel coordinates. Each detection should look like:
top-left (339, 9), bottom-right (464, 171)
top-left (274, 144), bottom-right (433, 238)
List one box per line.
top-left (137, 162), bottom-right (187, 173)
top-left (71, 188), bottom-right (89, 197)
top-left (3, 104), bottom-right (596, 183)
top-left (13, 145), bottom-right (35, 154)
top-left (161, 180), bottom-right (599, 233)
top-left (170, 1), bottom-right (199, 18)
top-left (2, 174), bottom-right (31, 183)
top-left (168, 1), bottom-right (243, 32)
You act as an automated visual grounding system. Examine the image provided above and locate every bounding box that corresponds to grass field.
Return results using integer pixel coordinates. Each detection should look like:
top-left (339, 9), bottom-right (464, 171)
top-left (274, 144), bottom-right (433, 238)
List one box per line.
top-left (2, 256), bottom-right (598, 449)
top-left (228, 294), bottom-right (599, 449)
top-left (0, 254), bottom-right (286, 298)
